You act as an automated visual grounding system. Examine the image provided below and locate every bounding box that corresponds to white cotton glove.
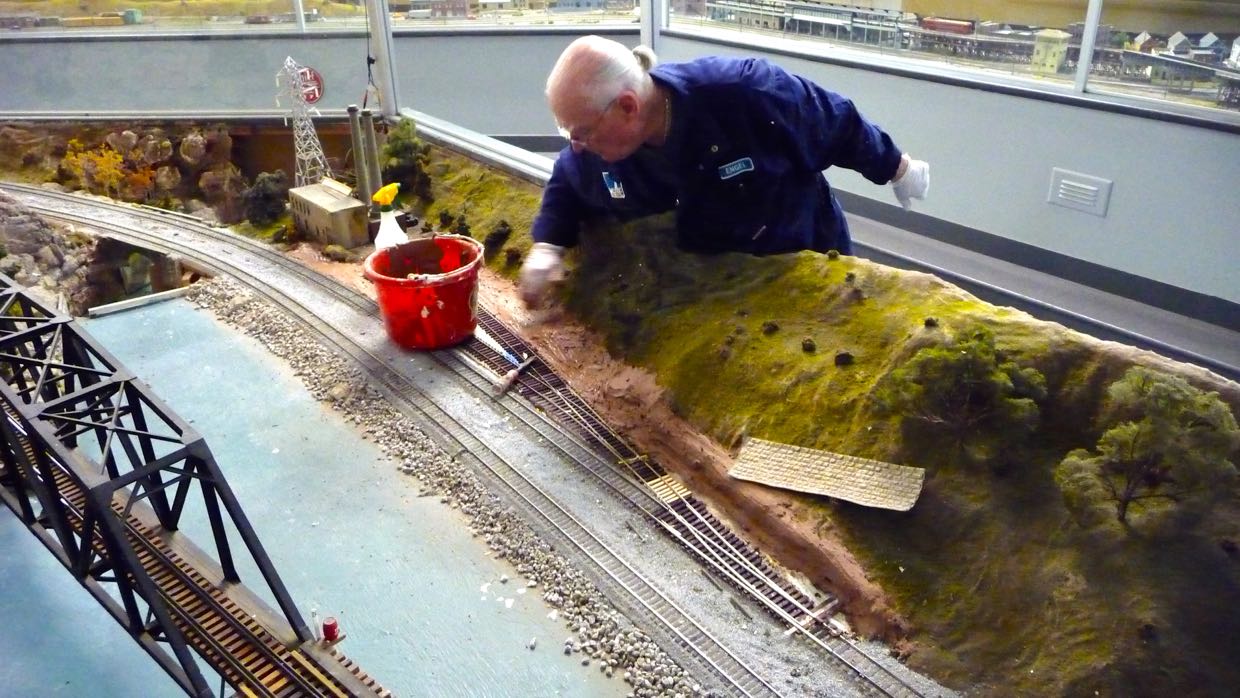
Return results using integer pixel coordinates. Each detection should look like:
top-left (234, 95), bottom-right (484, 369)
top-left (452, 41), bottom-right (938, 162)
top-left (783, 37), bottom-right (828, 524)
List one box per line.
top-left (519, 242), bottom-right (566, 308)
top-left (892, 157), bottom-right (930, 210)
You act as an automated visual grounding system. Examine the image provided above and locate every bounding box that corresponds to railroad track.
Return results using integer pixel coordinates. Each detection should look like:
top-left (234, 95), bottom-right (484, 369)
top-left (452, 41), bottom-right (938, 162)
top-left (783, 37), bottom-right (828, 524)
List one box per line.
top-left (451, 312), bottom-right (925, 698)
top-left (0, 408), bottom-right (363, 698)
top-left (3, 183), bottom-right (930, 697)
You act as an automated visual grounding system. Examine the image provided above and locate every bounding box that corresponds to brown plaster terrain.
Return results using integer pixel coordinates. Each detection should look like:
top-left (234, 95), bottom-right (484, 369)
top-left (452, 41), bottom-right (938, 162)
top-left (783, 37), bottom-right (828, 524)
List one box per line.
top-left (282, 242), bottom-right (903, 640)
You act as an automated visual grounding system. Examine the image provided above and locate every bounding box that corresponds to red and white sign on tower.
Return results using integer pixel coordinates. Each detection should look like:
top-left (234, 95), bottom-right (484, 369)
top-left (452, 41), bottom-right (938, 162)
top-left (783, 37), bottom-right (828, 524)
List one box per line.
top-left (298, 66), bottom-right (324, 104)
top-left (277, 56), bottom-right (333, 186)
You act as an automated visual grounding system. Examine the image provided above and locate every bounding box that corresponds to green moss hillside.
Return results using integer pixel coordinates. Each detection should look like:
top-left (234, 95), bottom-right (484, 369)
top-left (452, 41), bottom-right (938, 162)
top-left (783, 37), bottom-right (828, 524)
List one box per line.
top-left (420, 146), bottom-right (543, 268)
top-left (557, 216), bottom-right (1240, 697)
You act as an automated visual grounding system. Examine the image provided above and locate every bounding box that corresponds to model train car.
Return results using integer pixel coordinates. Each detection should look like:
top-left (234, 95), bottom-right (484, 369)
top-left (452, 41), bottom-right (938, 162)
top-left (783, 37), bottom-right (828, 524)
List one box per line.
top-left (920, 17), bottom-right (975, 35)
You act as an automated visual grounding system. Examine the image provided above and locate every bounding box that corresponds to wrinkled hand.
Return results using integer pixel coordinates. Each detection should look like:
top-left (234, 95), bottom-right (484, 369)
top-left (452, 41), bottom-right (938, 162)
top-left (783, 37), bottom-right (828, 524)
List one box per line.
top-left (892, 157), bottom-right (930, 210)
top-left (519, 242), bottom-right (566, 309)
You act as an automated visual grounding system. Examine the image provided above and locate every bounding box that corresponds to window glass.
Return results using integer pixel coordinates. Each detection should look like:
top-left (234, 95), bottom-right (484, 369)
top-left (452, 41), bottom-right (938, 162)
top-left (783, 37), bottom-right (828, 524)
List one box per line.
top-left (667, 1), bottom-right (1240, 115)
top-left (669, 1), bottom-right (1086, 89)
top-left (0, 1), bottom-right (328, 30)
top-left (395, 0), bottom-right (637, 28)
top-left (1089, 2), bottom-right (1240, 114)
top-left (0, 0), bottom-right (639, 31)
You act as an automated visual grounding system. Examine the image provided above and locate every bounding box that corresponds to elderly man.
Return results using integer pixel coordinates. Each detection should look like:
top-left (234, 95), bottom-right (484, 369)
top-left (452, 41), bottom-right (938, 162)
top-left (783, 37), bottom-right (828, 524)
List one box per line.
top-left (521, 35), bottom-right (929, 308)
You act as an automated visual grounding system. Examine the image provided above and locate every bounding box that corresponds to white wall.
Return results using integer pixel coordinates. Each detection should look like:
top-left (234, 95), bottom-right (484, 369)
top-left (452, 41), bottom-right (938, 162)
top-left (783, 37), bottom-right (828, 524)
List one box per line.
top-left (1, 35), bottom-right (373, 113)
top-left (391, 32), bottom-right (595, 134)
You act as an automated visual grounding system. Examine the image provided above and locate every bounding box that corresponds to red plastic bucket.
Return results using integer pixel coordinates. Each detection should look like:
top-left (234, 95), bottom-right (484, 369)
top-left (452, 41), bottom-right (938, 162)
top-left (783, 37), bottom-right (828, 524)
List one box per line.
top-left (363, 234), bottom-right (484, 350)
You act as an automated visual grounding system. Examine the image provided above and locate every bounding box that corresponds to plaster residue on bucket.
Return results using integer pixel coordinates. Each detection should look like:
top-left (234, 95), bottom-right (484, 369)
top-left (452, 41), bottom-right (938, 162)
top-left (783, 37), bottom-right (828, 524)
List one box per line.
top-left (363, 235), bottom-right (484, 350)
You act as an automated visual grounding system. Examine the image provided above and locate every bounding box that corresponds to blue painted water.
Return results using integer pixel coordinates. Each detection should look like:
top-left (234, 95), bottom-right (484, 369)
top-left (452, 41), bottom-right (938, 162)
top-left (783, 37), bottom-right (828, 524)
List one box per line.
top-left (0, 507), bottom-right (186, 696)
top-left (0, 299), bottom-right (623, 697)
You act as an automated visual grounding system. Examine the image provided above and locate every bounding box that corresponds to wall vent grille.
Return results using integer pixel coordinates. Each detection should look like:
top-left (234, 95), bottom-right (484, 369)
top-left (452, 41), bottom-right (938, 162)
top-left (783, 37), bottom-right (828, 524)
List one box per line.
top-left (1048, 167), bottom-right (1112, 217)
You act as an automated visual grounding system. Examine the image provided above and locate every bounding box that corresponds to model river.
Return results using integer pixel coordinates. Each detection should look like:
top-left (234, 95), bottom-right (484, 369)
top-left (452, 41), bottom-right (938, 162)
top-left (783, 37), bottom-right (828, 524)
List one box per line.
top-left (0, 297), bottom-right (625, 697)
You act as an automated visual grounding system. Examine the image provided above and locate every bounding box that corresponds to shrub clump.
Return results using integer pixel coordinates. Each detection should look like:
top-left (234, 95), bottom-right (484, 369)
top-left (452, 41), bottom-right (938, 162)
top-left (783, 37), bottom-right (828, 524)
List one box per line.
top-left (242, 170), bottom-right (289, 226)
top-left (483, 220), bottom-right (513, 260)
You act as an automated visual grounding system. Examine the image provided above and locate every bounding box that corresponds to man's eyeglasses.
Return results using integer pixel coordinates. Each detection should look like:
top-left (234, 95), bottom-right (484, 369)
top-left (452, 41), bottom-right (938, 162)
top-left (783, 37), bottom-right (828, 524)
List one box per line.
top-left (557, 96), bottom-right (619, 147)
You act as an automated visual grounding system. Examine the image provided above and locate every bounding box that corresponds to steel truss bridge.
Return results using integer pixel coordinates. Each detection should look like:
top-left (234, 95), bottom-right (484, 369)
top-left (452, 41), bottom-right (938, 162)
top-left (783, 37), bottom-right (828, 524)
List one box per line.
top-left (0, 276), bottom-right (386, 697)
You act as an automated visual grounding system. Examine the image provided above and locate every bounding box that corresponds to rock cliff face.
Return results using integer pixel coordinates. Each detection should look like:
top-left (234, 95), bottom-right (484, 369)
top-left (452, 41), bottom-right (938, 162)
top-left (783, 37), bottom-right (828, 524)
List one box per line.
top-left (0, 190), bottom-right (183, 315)
top-left (0, 121), bottom-right (250, 225)
top-left (0, 188), bottom-right (93, 311)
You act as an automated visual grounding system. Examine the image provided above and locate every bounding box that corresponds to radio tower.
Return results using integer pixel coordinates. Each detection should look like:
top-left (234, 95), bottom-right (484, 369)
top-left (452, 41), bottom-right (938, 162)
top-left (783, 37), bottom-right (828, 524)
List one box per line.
top-left (276, 56), bottom-right (332, 187)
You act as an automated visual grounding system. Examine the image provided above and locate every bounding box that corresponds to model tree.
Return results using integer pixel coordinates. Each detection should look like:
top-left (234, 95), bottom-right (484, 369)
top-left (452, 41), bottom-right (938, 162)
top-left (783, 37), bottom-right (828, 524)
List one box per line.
top-left (1056, 367), bottom-right (1239, 526)
top-left (380, 117), bottom-right (433, 203)
top-left (60, 140), bottom-right (126, 198)
top-left (877, 325), bottom-right (1046, 465)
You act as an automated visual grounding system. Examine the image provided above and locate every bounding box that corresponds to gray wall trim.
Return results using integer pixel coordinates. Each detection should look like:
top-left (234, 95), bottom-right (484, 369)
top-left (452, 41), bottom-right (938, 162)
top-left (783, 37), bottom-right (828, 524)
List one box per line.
top-left (393, 25), bottom-right (632, 39)
top-left (0, 29), bottom-right (355, 44)
top-left (0, 25), bottom-right (631, 44)
top-left (661, 28), bottom-right (1240, 136)
top-left (493, 135), bottom-right (565, 152)
top-left (837, 191), bottom-right (1240, 333)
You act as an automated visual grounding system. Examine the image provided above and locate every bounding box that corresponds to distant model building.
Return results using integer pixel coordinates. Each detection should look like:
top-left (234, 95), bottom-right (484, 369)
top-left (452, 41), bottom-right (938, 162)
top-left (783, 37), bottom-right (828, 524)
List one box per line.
top-left (1033, 29), bottom-right (1072, 75)
top-left (406, 0), bottom-right (434, 18)
top-left (1218, 71), bottom-right (1240, 108)
top-left (428, 0), bottom-right (467, 17)
top-left (1130, 31), bottom-right (1155, 52)
top-left (1167, 31), bottom-right (1191, 55)
top-left (1066, 20), bottom-right (1113, 48)
top-left (289, 178), bottom-right (369, 248)
top-left (549, 0), bottom-right (608, 10)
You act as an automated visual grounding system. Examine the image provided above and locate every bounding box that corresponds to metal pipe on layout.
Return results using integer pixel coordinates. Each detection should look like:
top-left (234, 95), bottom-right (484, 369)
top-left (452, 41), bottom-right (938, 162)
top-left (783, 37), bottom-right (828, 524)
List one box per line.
top-left (360, 109), bottom-right (384, 213)
top-left (347, 105), bottom-right (372, 210)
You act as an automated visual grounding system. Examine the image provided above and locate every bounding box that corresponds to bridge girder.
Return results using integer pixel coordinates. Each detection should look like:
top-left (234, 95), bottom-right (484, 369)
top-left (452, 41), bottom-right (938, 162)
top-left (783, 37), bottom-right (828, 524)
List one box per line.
top-left (0, 274), bottom-right (312, 697)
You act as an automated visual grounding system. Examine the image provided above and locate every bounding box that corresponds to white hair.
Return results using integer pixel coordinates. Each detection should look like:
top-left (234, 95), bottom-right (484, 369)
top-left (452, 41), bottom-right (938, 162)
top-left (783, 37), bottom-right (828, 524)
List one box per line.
top-left (547, 36), bottom-right (659, 111)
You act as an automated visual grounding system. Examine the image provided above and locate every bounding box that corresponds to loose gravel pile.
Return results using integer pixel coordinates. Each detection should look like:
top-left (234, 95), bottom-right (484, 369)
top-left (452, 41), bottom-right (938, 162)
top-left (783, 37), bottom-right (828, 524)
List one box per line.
top-left (187, 278), bottom-right (710, 698)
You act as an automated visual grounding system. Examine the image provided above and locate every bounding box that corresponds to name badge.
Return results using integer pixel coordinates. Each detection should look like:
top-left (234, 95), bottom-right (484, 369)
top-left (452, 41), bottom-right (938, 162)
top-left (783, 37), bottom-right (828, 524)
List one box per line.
top-left (602, 172), bottom-right (625, 199)
top-left (718, 157), bottom-right (754, 180)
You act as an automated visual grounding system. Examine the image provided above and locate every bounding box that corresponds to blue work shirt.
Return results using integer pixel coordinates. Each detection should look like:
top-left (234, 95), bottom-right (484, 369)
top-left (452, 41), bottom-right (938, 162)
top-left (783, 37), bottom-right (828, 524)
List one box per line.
top-left (531, 56), bottom-right (905, 256)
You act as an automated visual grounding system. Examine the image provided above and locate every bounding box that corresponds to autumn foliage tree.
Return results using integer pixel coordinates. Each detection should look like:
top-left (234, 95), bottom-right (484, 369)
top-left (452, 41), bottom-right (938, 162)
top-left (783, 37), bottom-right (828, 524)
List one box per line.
top-left (123, 167), bottom-right (156, 201)
top-left (61, 139), bottom-right (126, 197)
top-left (877, 325), bottom-right (1046, 466)
top-left (61, 137), bottom-right (157, 201)
top-left (1055, 367), bottom-right (1239, 526)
